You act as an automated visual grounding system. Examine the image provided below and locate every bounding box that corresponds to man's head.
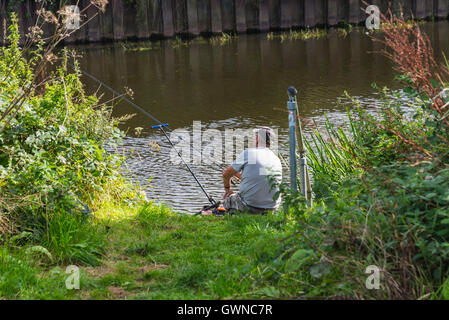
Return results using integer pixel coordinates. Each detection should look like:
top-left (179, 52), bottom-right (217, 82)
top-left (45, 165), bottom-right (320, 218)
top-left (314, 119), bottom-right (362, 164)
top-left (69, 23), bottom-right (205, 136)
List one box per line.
top-left (254, 127), bottom-right (276, 148)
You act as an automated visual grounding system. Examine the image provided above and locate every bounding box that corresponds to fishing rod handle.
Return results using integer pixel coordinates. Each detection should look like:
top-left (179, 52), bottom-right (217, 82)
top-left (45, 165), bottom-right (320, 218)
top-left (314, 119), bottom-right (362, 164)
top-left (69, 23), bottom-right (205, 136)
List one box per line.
top-left (152, 123), bottom-right (169, 129)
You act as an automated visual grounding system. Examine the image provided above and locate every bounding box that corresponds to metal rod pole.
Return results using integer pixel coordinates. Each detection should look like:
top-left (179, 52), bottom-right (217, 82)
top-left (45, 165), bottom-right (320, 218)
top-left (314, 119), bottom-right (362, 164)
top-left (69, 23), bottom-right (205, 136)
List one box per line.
top-left (295, 102), bottom-right (306, 198)
top-left (287, 87), bottom-right (298, 191)
top-left (293, 89), bottom-right (312, 206)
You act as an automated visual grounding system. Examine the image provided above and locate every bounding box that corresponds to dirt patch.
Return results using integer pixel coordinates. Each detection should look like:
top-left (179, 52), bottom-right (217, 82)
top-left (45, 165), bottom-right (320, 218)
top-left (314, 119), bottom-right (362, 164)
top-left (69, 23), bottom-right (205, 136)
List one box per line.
top-left (138, 264), bottom-right (168, 273)
top-left (107, 286), bottom-right (129, 299)
top-left (84, 262), bottom-right (116, 277)
top-left (117, 256), bottom-right (130, 261)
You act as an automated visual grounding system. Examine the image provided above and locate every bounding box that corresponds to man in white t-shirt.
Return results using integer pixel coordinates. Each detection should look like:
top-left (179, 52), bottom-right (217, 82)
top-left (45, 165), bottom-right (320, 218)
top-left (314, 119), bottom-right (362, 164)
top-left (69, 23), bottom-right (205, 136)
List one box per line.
top-left (222, 127), bottom-right (282, 214)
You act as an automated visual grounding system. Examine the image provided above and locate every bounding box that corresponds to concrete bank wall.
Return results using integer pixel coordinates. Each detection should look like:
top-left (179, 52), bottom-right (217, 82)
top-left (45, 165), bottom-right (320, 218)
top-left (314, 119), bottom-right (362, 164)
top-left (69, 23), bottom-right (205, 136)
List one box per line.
top-left (1, 0), bottom-right (448, 44)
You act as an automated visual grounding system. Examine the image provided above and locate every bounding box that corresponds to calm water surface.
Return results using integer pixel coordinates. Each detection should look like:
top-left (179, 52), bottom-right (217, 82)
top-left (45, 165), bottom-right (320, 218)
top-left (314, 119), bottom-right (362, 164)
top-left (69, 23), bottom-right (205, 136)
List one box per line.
top-left (74, 22), bottom-right (449, 213)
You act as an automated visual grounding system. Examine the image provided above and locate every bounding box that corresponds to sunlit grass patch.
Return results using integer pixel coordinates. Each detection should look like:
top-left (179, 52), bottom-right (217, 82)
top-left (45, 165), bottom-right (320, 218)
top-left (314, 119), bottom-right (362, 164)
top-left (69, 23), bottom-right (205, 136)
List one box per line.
top-left (72, 207), bottom-right (294, 300)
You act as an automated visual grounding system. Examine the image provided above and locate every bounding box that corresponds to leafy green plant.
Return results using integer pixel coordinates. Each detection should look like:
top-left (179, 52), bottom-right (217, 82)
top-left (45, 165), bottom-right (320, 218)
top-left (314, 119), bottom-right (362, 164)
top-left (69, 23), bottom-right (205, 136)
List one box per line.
top-left (0, 15), bottom-right (142, 267)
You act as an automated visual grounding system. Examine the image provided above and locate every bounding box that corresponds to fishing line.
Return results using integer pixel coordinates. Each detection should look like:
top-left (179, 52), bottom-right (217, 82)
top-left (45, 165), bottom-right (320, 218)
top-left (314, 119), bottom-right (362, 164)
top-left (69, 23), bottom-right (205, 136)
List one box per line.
top-left (153, 124), bottom-right (217, 206)
top-left (67, 61), bottom-right (241, 205)
top-left (67, 62), bottom-right (229, 173)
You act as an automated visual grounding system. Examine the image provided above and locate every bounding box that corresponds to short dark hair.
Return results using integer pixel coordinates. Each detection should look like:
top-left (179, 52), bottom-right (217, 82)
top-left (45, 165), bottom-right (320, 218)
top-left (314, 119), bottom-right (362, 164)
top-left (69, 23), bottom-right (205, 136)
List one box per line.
top-left (255, 127), bottom-right (275, 147)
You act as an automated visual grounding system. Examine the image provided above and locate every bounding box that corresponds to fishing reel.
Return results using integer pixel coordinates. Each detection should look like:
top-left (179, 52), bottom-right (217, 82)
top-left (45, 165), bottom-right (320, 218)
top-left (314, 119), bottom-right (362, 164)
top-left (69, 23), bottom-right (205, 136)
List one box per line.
top-left (199, 201), bottom-right (228, 217)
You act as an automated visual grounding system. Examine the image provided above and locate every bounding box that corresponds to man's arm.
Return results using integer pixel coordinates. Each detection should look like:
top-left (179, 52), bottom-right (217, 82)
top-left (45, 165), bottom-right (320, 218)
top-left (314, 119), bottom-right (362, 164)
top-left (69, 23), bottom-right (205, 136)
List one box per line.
top-left (222, 166), bottom-right (238, 198)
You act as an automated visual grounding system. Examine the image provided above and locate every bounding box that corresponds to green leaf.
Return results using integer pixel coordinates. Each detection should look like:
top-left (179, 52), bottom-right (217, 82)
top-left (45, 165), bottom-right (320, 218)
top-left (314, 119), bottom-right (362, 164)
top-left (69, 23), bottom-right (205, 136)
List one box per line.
top-left (25, 245), bottom-right (53, 262)
top-left (285, 249), bottom-right (315, 272)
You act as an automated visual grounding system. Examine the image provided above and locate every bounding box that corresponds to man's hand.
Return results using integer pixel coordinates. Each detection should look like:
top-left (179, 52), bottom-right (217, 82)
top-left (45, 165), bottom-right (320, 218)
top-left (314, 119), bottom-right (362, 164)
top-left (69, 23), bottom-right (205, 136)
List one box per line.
top-left (223, 188), bottom-right (234, 199)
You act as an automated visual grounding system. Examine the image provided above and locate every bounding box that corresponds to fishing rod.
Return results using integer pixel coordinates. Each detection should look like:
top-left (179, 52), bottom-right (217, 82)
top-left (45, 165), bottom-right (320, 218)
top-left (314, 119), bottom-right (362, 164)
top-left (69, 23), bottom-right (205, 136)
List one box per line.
top-left (66, 62), bottom-right (235, 207)
top-left (67, 62), bottom-right (229, 174)
top-left (152, 123), bottom-right (217, 206)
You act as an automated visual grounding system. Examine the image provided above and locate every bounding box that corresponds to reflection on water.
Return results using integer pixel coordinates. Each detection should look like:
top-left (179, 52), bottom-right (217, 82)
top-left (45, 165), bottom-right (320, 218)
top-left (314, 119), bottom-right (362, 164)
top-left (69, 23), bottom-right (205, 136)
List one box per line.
top-left (75, 22), bottom-right (449, 213)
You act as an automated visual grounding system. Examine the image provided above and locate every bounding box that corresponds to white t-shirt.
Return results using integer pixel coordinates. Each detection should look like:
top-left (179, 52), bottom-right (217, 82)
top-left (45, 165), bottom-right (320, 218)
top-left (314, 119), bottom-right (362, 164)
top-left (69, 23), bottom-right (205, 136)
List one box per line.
top-left (231, 147), bottom-right (282, 209)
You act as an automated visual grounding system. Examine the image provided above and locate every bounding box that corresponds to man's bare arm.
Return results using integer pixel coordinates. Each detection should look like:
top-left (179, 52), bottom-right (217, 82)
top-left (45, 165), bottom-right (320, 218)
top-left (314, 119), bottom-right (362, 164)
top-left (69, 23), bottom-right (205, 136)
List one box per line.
top-left (222, 166), bottom-right (237, 189)
top-left (222, 166), bottom-right (238, 198)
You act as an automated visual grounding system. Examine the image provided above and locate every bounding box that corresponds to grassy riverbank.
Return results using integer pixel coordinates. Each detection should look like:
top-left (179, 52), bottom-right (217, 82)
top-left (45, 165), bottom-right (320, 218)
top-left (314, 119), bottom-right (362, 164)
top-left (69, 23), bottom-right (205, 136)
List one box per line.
top-left (2, 11), bottom-right (449, 300)
top-left (0, 18), bottom-right (300, 300)
top-left (2, 201), bottom-right (300, 299)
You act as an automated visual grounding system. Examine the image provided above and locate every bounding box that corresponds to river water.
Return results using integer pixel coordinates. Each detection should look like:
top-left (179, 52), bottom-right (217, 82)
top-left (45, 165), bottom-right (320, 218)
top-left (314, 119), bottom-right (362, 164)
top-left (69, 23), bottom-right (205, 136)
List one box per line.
top-left (74, 22), bottom-right (449, 213)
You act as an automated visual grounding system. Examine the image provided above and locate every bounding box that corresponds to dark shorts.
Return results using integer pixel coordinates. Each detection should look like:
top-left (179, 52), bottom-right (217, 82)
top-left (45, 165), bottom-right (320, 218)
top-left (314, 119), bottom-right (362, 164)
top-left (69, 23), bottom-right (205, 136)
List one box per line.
top-left (223, 193), bottom-right (275, 215)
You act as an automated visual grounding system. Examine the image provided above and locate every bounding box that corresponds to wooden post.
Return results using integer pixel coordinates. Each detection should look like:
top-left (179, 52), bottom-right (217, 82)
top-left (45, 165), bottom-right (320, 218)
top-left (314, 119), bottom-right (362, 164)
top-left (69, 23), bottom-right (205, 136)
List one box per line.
top-left (289, 0), bottom-right (300, 27)
top-left (136, 0), bottom-right (150, 39)
top-left (72, 0), bottom-right (87, 43)
top-left (148, 0), bottom-right (163, 37)
top-left (328, 0), bottom-right (338, 25)
top-left (99, 2), bottom-right (113, 41)
top-left (269, 0), bottom-right (281, 29)
top-left (235, 0), bottom-right (246, 33)
top-left (187, 0), bottom-right (200, 35)
top-left (210, 0), bottom-right (222, 34)
top-left (280, 0), bottom-right (291, 29)
top-left (435, 0), bottom-right (449, 18)
top-left (17, 1), bottom-right (27, 45)
top-left (162, 0), bottom-right (175, 37)
top-left (221, 0), bottom-right (235, 32)
top-left (425, 0), bottom-right (434, 18)
top-left (112, 0), bottom-right (125, 40)
top-left (315, 0), bottom-right (326, 25)
top-left (337, 0), bottom-right (349, 24)
top-left (197, 0), bottom-right (210, 34)
top-left (172, 0), bottom-right (186, 34)
top-left (296, 0), bottom-right (305, 27)
top-left (402, 0), bottom-right (413, 19)
top-left (123, 1), bottom-right (137, 39)
top-left (349, 0), bottom-right (361, 24)
top-left (87, 3), bottom-right (101, 42)
top-left (245, 1), bottom-right (259, 30)
top-left (259, 0), bottom-right (270, 31)
top-left (304, 0), bottom-right (316, 27)
top-left (415, 0), bottom-right (426, 19)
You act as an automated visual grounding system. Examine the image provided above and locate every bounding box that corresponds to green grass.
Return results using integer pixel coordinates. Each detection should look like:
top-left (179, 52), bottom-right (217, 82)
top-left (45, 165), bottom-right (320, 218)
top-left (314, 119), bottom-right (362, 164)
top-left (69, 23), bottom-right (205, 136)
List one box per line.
top-left (267, 28), bottom-right (328, 42)
top-left (0, 245), bottom-right (76, 299)
top-left (1, 202), bottom-right (294, 299)
top-left (81, 204), bottom-right (291, 299)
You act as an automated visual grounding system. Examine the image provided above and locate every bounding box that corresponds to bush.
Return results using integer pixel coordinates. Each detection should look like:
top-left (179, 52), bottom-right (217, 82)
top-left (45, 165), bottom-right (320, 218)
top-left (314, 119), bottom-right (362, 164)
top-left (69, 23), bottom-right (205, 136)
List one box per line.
top-left (255, 12), bottom-right (449, 299)
top-left (266, 84), bottom-right (449, 299)
top-left (0, 16), bottom-right (141, 265)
